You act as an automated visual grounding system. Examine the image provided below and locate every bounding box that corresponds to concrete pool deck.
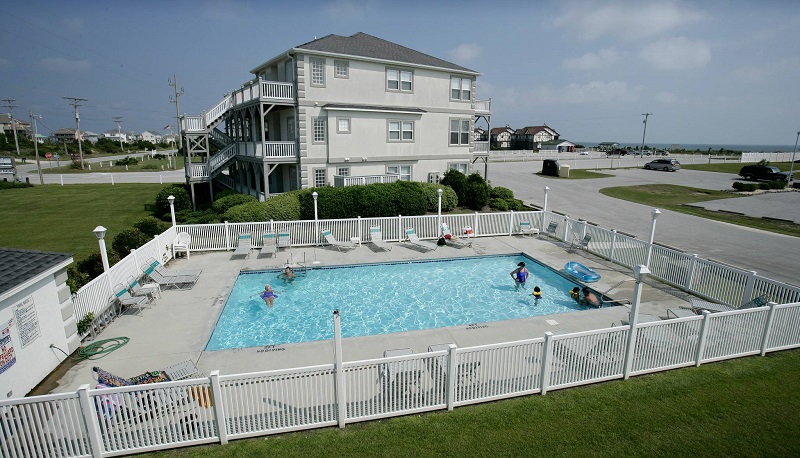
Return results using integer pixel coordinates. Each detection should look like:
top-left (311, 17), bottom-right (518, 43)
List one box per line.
top-left (41, 234), bottom-right (695, 394)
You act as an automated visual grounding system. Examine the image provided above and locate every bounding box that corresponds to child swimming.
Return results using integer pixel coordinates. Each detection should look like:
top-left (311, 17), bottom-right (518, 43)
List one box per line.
top-left (532, 286), bottom-right (542, 300)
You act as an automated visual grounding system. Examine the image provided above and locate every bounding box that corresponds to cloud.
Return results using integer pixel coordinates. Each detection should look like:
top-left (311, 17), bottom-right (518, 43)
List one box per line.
top-left (0, 57), bottom-right (10, 67)
top-left (449, 43), bottom-right (481, 63)
top-left (324, 0), bottom-right (376, 19)
top-left (639, 36), bottom-right (711, 70)
top-left (555, 2), bottom-right (705, 41)
top-left (63, 17), bottom-right (85, 34)
top-left (655, 92), bottom-right (678, 104)
top-left (562, 47), bottom-right (621, 70)
top-left (39, 57), bottom-right (90, 72)
top-left (490, 80), bottom-right (642, 108)
top-left (733, 56), bottom-right (800, 83)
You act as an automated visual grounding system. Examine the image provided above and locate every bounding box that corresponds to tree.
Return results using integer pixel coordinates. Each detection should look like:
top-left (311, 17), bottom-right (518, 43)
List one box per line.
top-left (440, 169), bottom-right (467, 206)
top-left (465, 173), bottom-right (490, 210)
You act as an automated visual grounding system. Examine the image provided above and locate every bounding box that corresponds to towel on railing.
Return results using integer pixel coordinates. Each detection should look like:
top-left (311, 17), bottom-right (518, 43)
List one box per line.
top-left (93, 366), bottom-right (171, 387)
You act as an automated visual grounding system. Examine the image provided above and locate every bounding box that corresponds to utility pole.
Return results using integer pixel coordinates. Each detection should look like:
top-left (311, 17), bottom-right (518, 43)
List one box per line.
top-left (168, 75), bottom-right (184, 149)
top-left (1, 98), bottom-right (21, 156)
top-left (63, 96), bottom-right (87, 169)
top-left (640, 113), bottom-right (652, 154)
top-left (113, 116), bottom-right (124, 152)
top-left (29, 111), bottom-right (44, 185)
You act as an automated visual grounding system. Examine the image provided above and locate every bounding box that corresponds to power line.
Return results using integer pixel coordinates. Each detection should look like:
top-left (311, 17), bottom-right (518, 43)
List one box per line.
top-left (1, 98), bottom-right (22, 156)
top-left (63, 96), bottom-right (87, 169)
top-left (112, 116), bottom-right (124, 151)
top-left (168, 75), bottom-right (184, 149)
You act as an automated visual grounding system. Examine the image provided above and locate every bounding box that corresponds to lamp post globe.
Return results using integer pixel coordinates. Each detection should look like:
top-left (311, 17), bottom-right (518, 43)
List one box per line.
top-left (93, 226), bottom-right (110, 272)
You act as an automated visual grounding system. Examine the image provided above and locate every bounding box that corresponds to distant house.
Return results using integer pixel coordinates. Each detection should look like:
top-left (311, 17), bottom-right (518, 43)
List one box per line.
top-left (52, 128), bottom-right (78, 144)
top-left (597, 142), bottom-right (619, 151)
top-left (140, 131), bottom-right (163, 144)
top-left (103, 129), bottom-right (128, 143)
top-left (540, 139), bottom-right (575, 153)
top-left (490, 126), bottom-right (514, 149)
top-left (511, 125), bottom-right (559, 150)
top-left (0, 248), bottom-right (78, 398)
top-left (0, 115), bottom-right (30, 139)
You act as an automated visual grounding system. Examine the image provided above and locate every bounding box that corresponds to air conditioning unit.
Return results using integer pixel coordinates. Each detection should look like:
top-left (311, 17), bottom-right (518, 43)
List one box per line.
top-left (427, 172), bottom-right (441, 184)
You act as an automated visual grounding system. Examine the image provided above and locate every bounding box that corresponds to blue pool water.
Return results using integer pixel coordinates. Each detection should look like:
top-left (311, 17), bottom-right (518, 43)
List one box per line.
top-left (206, 255), bottom-right (589, 350)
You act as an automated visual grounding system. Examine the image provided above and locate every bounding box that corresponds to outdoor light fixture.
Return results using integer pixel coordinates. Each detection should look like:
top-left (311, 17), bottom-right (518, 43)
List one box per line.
top-left (93, 226), bottom-right (107, 240)
top-left (93, 226), bottom-right (110, 273)
top-left (167, 195), bottom-right (177, 227)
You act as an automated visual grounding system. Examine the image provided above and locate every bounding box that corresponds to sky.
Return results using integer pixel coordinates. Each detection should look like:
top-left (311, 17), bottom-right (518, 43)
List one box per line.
top-left (1, 0), bottom-right (799, 147)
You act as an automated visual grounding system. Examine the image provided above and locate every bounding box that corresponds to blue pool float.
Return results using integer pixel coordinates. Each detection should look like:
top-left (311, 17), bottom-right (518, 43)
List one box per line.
top-left (564, 261), bottom-right (601, 283)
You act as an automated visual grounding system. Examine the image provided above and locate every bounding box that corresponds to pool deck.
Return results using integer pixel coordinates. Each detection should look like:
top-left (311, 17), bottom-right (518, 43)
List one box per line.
top-left (42, 235), bottom-right (696, 394)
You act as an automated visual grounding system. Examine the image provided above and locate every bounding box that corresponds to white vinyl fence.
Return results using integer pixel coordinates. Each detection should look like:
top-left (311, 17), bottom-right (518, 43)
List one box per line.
top-left (3, 303), bottom-right (800, 457)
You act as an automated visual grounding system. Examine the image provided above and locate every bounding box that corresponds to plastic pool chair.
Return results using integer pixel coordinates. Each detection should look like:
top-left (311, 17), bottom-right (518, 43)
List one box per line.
top-left (518, 221), bottom-right (540, 237)
top-left (440, 223), bottom-right (471, 248)
top-left (260, 232), bottom-right (277, 257)
top-left (277, 231), bottom-right (292, 251)
top-left (172, 231), bottom-right (191, 259)
top-left (404, 228), bottom-right (437, 251)
top-left (369, 226), bottom-right (392, 251)
top-left (321, 229), bottom-right (357, 251)
top-left (232, 233), bottom-right (253, 258)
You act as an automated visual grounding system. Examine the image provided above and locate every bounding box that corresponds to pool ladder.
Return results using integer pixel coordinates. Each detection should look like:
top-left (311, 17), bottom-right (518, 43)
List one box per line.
top-left (286, 252), bottom-right (309, 277)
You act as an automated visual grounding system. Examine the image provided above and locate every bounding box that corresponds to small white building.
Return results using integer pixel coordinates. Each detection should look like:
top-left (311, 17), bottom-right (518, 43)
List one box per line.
top-left (540, 140), bottom-right (576, 153)
top-left (140, 131), bottom-right (163, 144)
top-left (0, 248), bottom-right (79, 398)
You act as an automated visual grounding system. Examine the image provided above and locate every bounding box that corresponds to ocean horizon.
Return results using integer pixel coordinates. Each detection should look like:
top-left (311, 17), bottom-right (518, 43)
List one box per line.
top-left (578, 141), bottom-right (798, 153)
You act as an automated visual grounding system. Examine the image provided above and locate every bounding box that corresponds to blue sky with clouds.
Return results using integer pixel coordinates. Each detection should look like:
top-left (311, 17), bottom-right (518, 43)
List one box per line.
top-left (2, 0), bottom-right (798, 147)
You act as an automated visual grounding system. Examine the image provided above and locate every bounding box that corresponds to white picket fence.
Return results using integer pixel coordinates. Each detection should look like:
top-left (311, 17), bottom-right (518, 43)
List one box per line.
top-left (3, 302), bottom-right (800, 457)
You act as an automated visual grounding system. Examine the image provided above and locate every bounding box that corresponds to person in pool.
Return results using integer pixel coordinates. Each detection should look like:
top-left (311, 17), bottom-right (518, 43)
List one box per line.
top-left (569, 286), bottom-right (581, 303)
top-left (259, 284), bottom-right (278, 307)
top-left (532, 286), bottom-right (542, 300)
top-left (510, 262), bottom-right (528, 291)
top-left (581, 287), bottom-right (601, 308)
top-left (278, 266), bottom-right (296, 284)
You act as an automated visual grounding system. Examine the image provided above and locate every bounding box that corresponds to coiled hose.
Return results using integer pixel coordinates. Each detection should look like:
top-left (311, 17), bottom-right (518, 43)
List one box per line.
top-left (51, 337), bottom-right (130, 360)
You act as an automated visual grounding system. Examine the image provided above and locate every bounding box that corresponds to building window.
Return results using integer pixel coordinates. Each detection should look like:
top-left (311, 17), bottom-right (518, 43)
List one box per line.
top-left (449, 119), bottom-right (471, 145)
top-left (336, 167), bottom-right (350, 177)
top-left (448, 163), bottom-right (469, 175)
top-left (387, 68), bottom-right (413, 92)
top-left (313, 117), bottom-right (326, 143)
top-left (388, 120), bottom-right (414, 142)
top-left (450, 76), bottom-right (471, 101)
top-left (387, 165), bottom-right (411, 181)
top-left (337, 118), bottom-right (351, 134)
top-left (334, 60), bottom-right (349, 78)
top-left (313, 168), bottom-right (326, 187)
top-left (311, 58), bottom-right (325, 86)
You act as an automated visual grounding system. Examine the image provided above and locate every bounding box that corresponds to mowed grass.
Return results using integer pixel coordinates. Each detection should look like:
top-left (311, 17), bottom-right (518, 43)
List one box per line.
top-left (143, 349), bottom-right (800, 458)
top-left (0, 184), bottom-right (164, 259)
top-left (39, 156), bottom-right (185, 174)
top-left (681, 161), bottom-right (795, 174)
top-left (600, 184), bottom-right (800, 237)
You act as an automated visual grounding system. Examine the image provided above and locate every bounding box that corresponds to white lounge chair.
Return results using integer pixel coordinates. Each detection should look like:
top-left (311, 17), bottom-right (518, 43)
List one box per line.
top-left (172, 231), bottom-right (191, 259)
top-left (232, 233), bottom-right (253, 258)
top-left (113, 283), bottom-right (149, 315)
top-left (321, 229), bottom-right (357, 251)
top-left (260, 232), bottom-right (277, 257)
top-left (369, 226), bottom-right (392, 251)
top-left (277, 231), bottom-right (292, 251)
top-left (518, 221), bottom-right (539, 237)
top-left (161, 359), bottom-right (203, 380)
top-left (126, 275), bottom-right (160, 302)
top-left (141, 263), bottom-right (197, 290)
top-left (441, 223), bottom-right (471, 248)
top-left (569, 233), bottom-right (591, 252)
top-left (545, 221), bottom-right (559, 238)
top-left (405, 228), bottom-right (437, 251)
top-left (686, 294), bottom-right (769, 314)
top-left (146, 257), bottom-right (201, 279)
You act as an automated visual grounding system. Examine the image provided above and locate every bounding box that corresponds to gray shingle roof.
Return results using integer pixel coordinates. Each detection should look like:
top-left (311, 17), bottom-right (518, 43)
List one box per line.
top-left (295, 32), bottom-right (477, 74)
top-left (0, 248), bottom-right (72, 297)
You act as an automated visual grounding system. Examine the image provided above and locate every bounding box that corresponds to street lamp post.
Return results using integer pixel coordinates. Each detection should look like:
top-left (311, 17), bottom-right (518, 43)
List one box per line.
top-left (93, 226), bottom-right (110, 273)
top-left (789, 131), bottom-right (799, 186)
top-left (623, 265), bottom-right (650, 379)
top-left (543, 186), bottom-right (550, 212)
top-left (167, 195), bottom-right (177, 227)
top-left (645, 208), bottom-right (661, 267)
top-left (312, 191), bottom-right (319, 245)
top-left (437, 188), bottom-right (443, 236)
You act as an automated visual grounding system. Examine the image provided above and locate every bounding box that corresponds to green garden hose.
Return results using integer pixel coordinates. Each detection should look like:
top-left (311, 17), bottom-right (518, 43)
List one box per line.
top-left (71, 337), bottom-right (130, 360)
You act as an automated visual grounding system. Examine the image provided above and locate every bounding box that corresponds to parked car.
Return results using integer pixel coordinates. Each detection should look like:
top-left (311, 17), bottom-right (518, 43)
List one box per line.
top-left (644, 159), bottom-right (681, 171)
top-left (606, 149), bottom-right (628, 157)
top-left (657, 151), bottom-right (670, 156)
top-left (738, 165), bottom-right (794, 181)
top-left (579, 150), bottom-right (589, 155)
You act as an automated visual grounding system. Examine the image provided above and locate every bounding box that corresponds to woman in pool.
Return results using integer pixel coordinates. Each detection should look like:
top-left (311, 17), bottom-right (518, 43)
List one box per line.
top-left (510, 262), bottom-right (528, 291)
top-left (259, 284), bottom-right (278, 307)
top-left (278, 266), bottom-right (296, 284)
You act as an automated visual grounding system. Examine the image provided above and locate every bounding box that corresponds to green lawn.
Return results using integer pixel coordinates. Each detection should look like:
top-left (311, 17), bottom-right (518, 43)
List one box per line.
top-left (142, 349), bottom-right (800, 457)
top-left (0, 184), bottom-right (164, 259)
top-left (38, 156), bottom-right (185, 174)
top-left (681, 161), bottom-right (795, 174)
top-left (600, 184), bottom-right (800, 237)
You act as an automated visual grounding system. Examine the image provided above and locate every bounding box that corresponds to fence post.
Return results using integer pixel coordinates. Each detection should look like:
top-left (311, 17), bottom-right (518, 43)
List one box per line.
top-left (224, 221), bottom-right (231, 251)
top-left (561, 216), bottom-right (569, 241)
top-left (760, 302), bottom-right (778, 356)
top-left (695, 311), bottom-right (712, 366)
top-left (398, 215), bottom-right (403, 242)
top-left (446, 344), bottom-right (458, 410)
top-left (154, 232), bottom-right (164, 264)
top-left (131, 248), bottom-right (139, 272)
top-left (473, 212), bottom-right (479, 237)
top-left (685, 254), bottom-right (698, 292)
top-left (76, 384), bottom-right (104, 458)
top-left (209, 371), bottom-right (229, 444)
top-left (508, 210), bottom-right (515, 235)
top-left (333, 310), bottom-right (347, 427)
top-left (609, 230), bottom-right (617, 261)
top-left (743, 270), bottom-right (757, 305)
top-left (581, 220), bottom-right (588, 239)
top-left (540, 332), bottom-right (554, 395)
top-left (357, 216), bottom-right (362, 242)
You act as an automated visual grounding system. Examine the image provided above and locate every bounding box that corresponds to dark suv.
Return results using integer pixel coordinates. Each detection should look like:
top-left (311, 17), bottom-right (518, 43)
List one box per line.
top-left (738, 165), bottom-right (794, 181)
top-left (606, 149), bottom-right (628, 157)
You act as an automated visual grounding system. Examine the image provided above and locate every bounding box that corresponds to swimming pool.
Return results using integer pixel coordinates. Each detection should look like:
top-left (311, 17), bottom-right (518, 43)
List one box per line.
top-left (206, 254), bottom-right (591, 350)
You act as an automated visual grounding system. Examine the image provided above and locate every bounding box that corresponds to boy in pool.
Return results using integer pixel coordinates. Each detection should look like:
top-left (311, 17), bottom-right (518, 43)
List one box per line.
top-left (259, 284), bottom-right (278, 307)
top-left (510, 261), bottom-right (529, 291)
top-left (532, 286), bottom-right (542, 301)
top-left (569, 286), bottom-right (581, 303)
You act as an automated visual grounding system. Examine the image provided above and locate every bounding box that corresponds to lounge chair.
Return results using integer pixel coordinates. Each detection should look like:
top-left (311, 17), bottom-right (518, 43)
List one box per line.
top-left (172, 231), bottom-right (191, 259)
top-left (427, 344), bottom-right (481, 387)
top-left (161, 359), bottom-right (203, 380)
top-left (126, 275), bottom-right (160, 302)
top-left (232, 233), bottom-right (253, 258)
top-left (518, 221), bottom-right (540, 237)
top-left (405, 228), bottom-right (437, 251)
top-left (380, 348), bottom-right (422, 397)
top-left (569, 233), bottom-right (592, 252)
top-left (686, 294), bottom-right (769, 314)
top-left (260, 232), bottom-right (277, 257)
top-left (441, 223), bottom-right (472, 248)
top-left (545, 221), bottom-right (559, 238)
top-left (146, 257), bottom-right (202, 278)
top-left (277, 231), bottom-right (292, 251)
top-left (113, 283), bottom-right (150, 315)
top-left (142, 263), bottom-right (197, 290)
top-left (321, 229), bottom-right (357, 251)
top-left (369, 226), bottom-right (392, 251)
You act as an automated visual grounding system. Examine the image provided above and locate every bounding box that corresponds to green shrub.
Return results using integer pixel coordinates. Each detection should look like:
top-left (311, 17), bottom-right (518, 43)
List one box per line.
top-left (114, 156), bottom-right (139, 166)
top-left (489, 198), bottom-right (509, 211)
top-left (759, 182), bottom-right (772, 190)
top-left (69, 160), bottom-right (85, 169)
top-left (214, 189), bottom-right (240, 200)
top-left (732, 182), bottom-right (758, 192)
top-left (505, 198), bottom-right (524, 211)
top-left (77, 312), bottom-right (94, 335)
top-left (75, 251), bottom-right (121, 281)
top-left (440, 169), bottom-right (467, 206)
top-left (141, 163), bottom-right (158, 170)
top-left (182, 209), bottom-right (223, 224)
top-left (767, 180), bottom-right (788, 190)
top-left (153, 153), bottom-right (166, 160)
top-left (155, 184), bottom-right (191, 218)
top-left (111, 228), bottom-right (151, 257)
top-left (0, 180), bottom-right (33, 190)
top-left (263, 192), bottom-right (301, 221)
top-left (222, 201), bottom-right (270, 222)
top-left (490, 186), bottom-right (515, 199)
top-left (465, 173), bottom-right (490, 210)
top-left (211, 194), bottom-right (258, 214)
top-left (133, 216), bottom-right (169, 237)
top-left (419, 183), bottom-right (457, 212)
top-left (67, 263), bottom-right (89, 294)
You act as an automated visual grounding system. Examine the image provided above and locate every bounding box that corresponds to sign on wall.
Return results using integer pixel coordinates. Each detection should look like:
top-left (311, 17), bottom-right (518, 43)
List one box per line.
top-left (14, 296), bottom-right (41, 349)
top-left (0, 318), bottom-right (15, 375)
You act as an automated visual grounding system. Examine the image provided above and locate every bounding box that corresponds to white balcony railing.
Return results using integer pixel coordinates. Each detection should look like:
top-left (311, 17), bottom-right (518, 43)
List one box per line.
top-left (232, 79), bottom-right (294, 107)
top-left (475, 99), bottom-right (491, 114)
top-left (473, 141), bottom-right (489, 153)
top-left (333, 174), bottom-right (400, 187)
